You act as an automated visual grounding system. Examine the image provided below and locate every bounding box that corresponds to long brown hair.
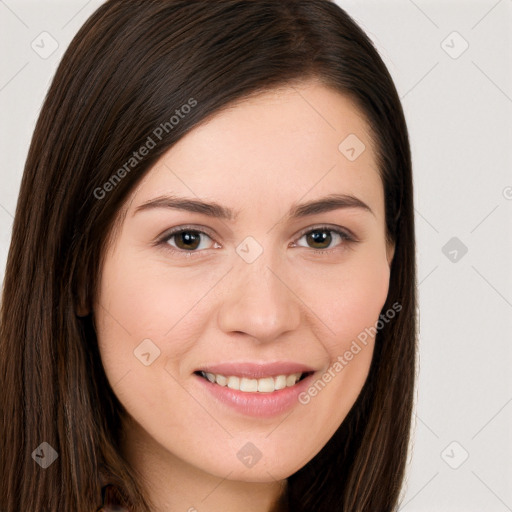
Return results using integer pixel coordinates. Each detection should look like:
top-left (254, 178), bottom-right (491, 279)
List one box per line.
top-left (0, 1), bottom-right (417, 510)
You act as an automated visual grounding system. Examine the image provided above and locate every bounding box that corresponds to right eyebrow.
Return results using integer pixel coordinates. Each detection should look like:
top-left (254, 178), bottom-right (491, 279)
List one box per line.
top-left (133, 195), bottom-right (237, 220)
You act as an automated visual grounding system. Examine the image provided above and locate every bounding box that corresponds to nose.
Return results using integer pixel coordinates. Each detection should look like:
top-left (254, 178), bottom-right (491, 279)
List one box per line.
top-left (216, 253), bottom-right (301, 344)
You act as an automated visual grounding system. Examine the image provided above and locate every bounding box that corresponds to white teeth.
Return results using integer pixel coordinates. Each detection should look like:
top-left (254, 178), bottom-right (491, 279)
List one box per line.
top-left (215, 374), bottom-right (227, 386)
top-left (274, 375), bottom-right (287, 390)
top-left (257, 377), bottom-right (275, 393)
top-left (286, 374), bottom-right (297, 387)
top-left (201, 371), bottom-right (303, 392)
top-left (240, 378), bottom-right (258, 392)
top-left (227, 376), bottom-right (240, 389)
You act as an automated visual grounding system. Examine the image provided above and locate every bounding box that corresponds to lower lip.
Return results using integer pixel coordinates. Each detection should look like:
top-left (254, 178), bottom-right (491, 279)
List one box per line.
top-left (194, 373), bottom-right (315, 418)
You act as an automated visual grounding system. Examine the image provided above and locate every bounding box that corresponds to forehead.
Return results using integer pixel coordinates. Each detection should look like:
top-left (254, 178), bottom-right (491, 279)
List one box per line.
top-left (127, 81), bottom-right (384, 222)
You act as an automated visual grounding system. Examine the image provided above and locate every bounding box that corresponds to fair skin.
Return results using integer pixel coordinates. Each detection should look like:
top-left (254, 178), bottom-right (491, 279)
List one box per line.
top-left (93, 80), bottom-right (395, 512)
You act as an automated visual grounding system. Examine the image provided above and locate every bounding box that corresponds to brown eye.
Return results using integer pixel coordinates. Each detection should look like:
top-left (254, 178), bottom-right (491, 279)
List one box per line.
top-left (173, 231), bottom-right (202, 250)
top-left (305, 229), bottom-right (333, 249)
top-left (295, 226), bottom-right (354, 252)
top-left (163, 228), bottom-right (215, 253)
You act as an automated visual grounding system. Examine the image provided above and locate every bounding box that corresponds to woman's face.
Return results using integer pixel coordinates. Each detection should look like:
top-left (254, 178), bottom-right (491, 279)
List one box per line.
top-left (94, 80), bottom-right (394, 483)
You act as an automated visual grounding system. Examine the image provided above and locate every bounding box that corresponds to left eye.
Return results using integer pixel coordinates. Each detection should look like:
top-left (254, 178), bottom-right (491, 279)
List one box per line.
top-left (294, 226), bottom-right (354, 251)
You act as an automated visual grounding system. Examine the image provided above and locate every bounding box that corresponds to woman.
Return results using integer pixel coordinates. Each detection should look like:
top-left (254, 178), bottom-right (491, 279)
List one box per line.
top-left (0, 1), bottom-right (417, 511)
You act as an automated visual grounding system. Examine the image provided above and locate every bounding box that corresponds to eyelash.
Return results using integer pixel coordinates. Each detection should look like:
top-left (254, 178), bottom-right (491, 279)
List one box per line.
top-left (156, 224), bottom-right (357, 258)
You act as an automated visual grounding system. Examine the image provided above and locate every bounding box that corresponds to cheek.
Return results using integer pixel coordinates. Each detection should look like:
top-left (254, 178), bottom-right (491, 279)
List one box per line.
top-left (282, 253), bottom-right (391, 463)
top-left (96, 247), bottom-right (223, 339)
top-left (94, 253), bottom-right (213, 435)
top-left (94, 250), bottom-right (202, 379)
top-left (307, 249), bottom-right (391, 356)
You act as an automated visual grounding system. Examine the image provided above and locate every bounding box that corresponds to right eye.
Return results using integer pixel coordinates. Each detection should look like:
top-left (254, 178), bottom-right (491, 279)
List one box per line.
top-left (160, 227), bottom-right (219, 256)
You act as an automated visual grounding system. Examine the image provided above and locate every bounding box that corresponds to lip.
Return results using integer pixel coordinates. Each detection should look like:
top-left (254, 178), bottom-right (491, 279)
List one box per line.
top-left (193, 362), bottom-right (317, 418)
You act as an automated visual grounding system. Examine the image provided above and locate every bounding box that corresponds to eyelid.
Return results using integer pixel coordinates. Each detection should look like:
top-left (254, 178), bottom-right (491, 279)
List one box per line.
top-left (154, 224), bottom-right (217, 254)
top-left (294, 223), bottom-right (358, 243)
top-left (156, 224), bottom-right (216, 244)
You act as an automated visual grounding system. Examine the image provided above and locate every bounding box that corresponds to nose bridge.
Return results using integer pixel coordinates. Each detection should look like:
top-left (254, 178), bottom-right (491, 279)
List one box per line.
top-left (216, 239), bottom-right (301, 341)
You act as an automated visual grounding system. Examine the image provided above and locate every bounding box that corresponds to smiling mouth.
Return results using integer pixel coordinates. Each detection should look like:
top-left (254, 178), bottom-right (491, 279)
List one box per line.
top-left (195, 370), bottom-right (312, 393)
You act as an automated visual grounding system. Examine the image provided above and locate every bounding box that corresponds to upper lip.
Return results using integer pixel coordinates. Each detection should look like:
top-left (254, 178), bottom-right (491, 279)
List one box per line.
top-left (195, 362), bottom-right (317, 379)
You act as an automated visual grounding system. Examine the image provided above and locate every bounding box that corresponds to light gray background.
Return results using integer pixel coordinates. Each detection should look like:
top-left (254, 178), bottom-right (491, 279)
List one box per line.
top-left (1, 0), bottom-right (511, 510)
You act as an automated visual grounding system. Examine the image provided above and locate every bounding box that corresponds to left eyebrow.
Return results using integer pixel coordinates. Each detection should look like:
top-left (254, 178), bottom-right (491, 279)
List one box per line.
top-left (132, 193), bottom-right (374, 220)
top-left (288, 193), bottom-right (375, 219)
